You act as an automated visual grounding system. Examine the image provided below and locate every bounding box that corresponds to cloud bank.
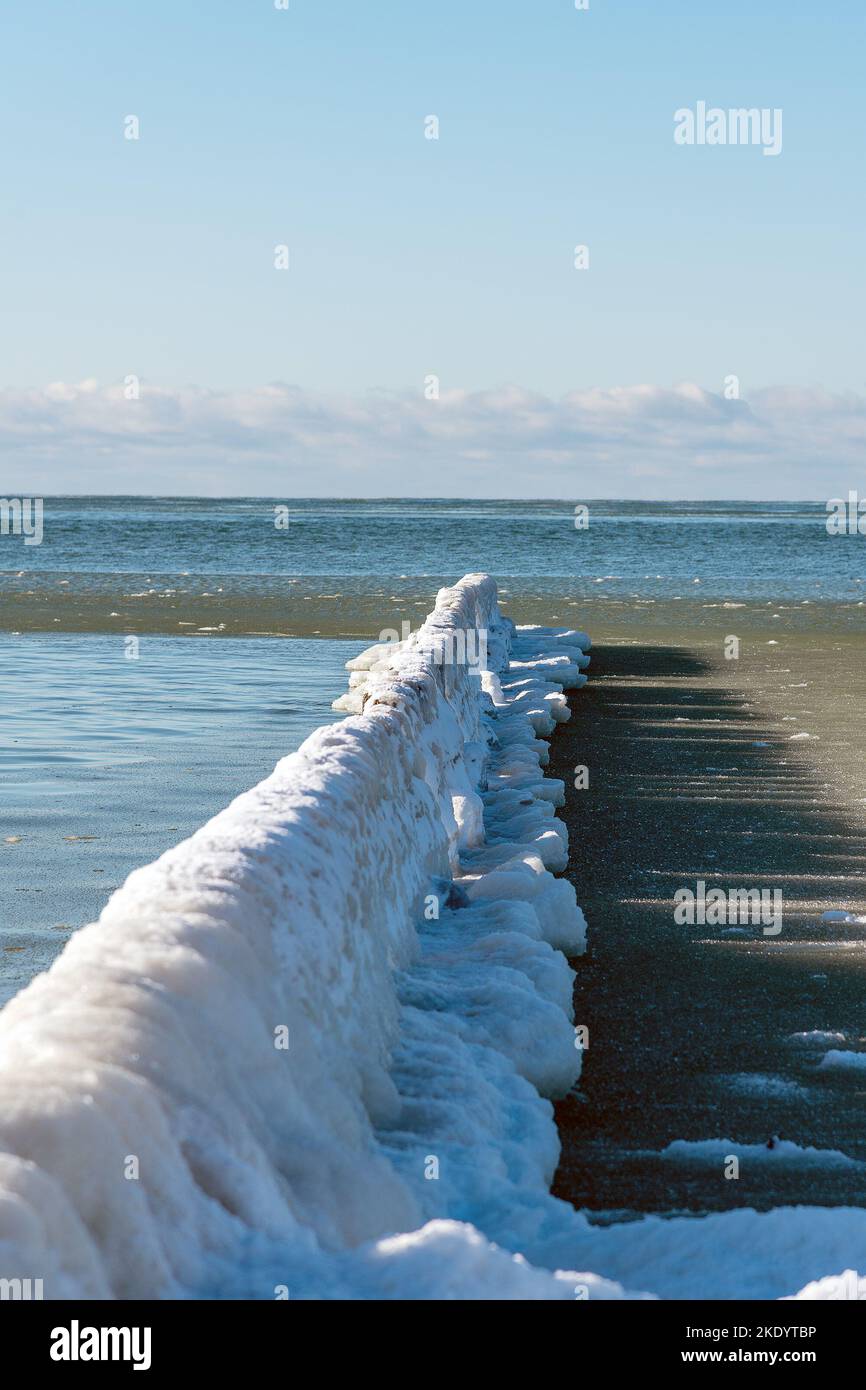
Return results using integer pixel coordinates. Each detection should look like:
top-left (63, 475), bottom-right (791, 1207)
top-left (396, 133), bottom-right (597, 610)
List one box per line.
top-left (1, 381), bottom-right (863, 498)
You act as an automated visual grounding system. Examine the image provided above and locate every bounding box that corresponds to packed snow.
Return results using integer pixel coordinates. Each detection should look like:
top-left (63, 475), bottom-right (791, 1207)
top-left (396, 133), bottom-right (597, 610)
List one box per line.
top-left (819, 1051), bottom-right (866, 1073)
top-left (1, 573), bottom-right (865, 1300)
top-left (658, 1139), bottom-right (864, 1170)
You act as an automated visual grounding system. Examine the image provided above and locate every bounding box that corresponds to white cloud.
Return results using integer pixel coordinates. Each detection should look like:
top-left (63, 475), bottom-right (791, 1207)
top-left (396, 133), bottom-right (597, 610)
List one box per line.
top-left (1, 380), bottom-right (863, 497)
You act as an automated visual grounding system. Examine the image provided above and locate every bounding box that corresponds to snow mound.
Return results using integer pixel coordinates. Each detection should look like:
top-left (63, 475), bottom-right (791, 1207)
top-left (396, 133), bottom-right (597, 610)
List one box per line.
top-left (819, 1051), bottom-right (866, 1073)
top-left (787, 1031), bottom-right (847, 1048)
top-left (659, 1138), bottom-right (863, 1169)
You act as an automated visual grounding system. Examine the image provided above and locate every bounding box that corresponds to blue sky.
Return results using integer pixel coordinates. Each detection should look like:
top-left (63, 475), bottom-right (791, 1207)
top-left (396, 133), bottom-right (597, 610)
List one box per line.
top-left (1, 1), bottom-right (864, 495)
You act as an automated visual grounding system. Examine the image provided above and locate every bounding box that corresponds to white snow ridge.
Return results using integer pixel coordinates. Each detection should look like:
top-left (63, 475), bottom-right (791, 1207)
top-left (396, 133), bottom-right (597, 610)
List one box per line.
top-left (0, 574), bottom-right (598, 1299)
top-left (3, 573), bottom-right (866, 1301)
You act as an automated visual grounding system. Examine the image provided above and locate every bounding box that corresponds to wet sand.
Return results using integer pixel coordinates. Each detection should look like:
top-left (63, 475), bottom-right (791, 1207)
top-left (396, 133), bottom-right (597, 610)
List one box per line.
top-left (549, 622), bottom-right (866, 1216)
top-left (5, 571), bottom-right (866, 640)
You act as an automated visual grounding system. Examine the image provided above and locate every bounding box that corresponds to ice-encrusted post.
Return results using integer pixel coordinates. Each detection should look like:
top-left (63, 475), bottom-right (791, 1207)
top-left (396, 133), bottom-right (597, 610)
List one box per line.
top-left (0, 574), bottom-right (593, 1300)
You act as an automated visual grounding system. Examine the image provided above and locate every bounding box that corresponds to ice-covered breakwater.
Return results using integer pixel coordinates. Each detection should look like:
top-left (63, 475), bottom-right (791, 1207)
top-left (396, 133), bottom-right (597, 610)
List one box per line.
top-left (0, 573), bottom-right (598, 1299)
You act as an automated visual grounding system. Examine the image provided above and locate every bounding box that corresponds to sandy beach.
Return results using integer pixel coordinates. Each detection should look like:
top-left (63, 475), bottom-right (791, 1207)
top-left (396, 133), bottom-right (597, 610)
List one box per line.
top-left (551, 622), bottom-right (866, 1217)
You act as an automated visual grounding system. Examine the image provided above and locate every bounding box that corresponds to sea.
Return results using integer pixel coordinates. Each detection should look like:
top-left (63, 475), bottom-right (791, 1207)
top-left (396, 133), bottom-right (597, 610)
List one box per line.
top-left (1, 497), bottom-right (864, 999)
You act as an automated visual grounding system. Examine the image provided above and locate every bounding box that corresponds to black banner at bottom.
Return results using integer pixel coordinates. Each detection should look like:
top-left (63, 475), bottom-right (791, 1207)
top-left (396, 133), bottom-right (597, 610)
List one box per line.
top-left (2, 1298), bottom-right (858, 1375)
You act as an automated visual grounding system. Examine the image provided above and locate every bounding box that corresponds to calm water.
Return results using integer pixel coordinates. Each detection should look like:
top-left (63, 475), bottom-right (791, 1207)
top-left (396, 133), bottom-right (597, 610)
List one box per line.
top-left (0, 633), bottom-right (363, 1004)
top-left (2, 496), bottom-right (865, 591)
top-left (2, 497), bottom-right (865, 1003)
top-left (4, 498), bottom-right (865, 639)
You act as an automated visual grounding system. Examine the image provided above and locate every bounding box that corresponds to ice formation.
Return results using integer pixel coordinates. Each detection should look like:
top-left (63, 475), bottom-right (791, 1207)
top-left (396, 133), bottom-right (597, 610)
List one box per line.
top-left (0, 574), bottom-right (597, 1298)
top-left (2, 572), bottom-right (866, 1301)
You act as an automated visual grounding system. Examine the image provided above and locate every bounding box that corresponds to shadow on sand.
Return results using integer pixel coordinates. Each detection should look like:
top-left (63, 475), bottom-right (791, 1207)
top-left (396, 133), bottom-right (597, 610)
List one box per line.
top-left (548, 642), bottom-right (866, 1216)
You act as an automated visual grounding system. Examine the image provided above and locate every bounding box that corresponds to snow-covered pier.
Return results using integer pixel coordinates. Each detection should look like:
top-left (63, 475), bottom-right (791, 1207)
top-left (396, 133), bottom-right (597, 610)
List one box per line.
top-left (0, 574), bottom-right (598, 1298)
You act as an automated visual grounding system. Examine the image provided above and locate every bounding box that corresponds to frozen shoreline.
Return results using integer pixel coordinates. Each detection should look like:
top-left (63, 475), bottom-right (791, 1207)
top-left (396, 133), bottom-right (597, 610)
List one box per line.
top-left (0, 573), bottom-right (598, 1298)
top-left (3, 573), bottom-right (866, 1300)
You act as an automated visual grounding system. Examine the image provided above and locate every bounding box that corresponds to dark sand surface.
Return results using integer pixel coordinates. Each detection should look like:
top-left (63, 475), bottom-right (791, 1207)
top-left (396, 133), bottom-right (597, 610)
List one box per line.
top-left (550, 623), bottom-right (866, 1217)
top-left (5, 574), bottom-right (866, 641)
